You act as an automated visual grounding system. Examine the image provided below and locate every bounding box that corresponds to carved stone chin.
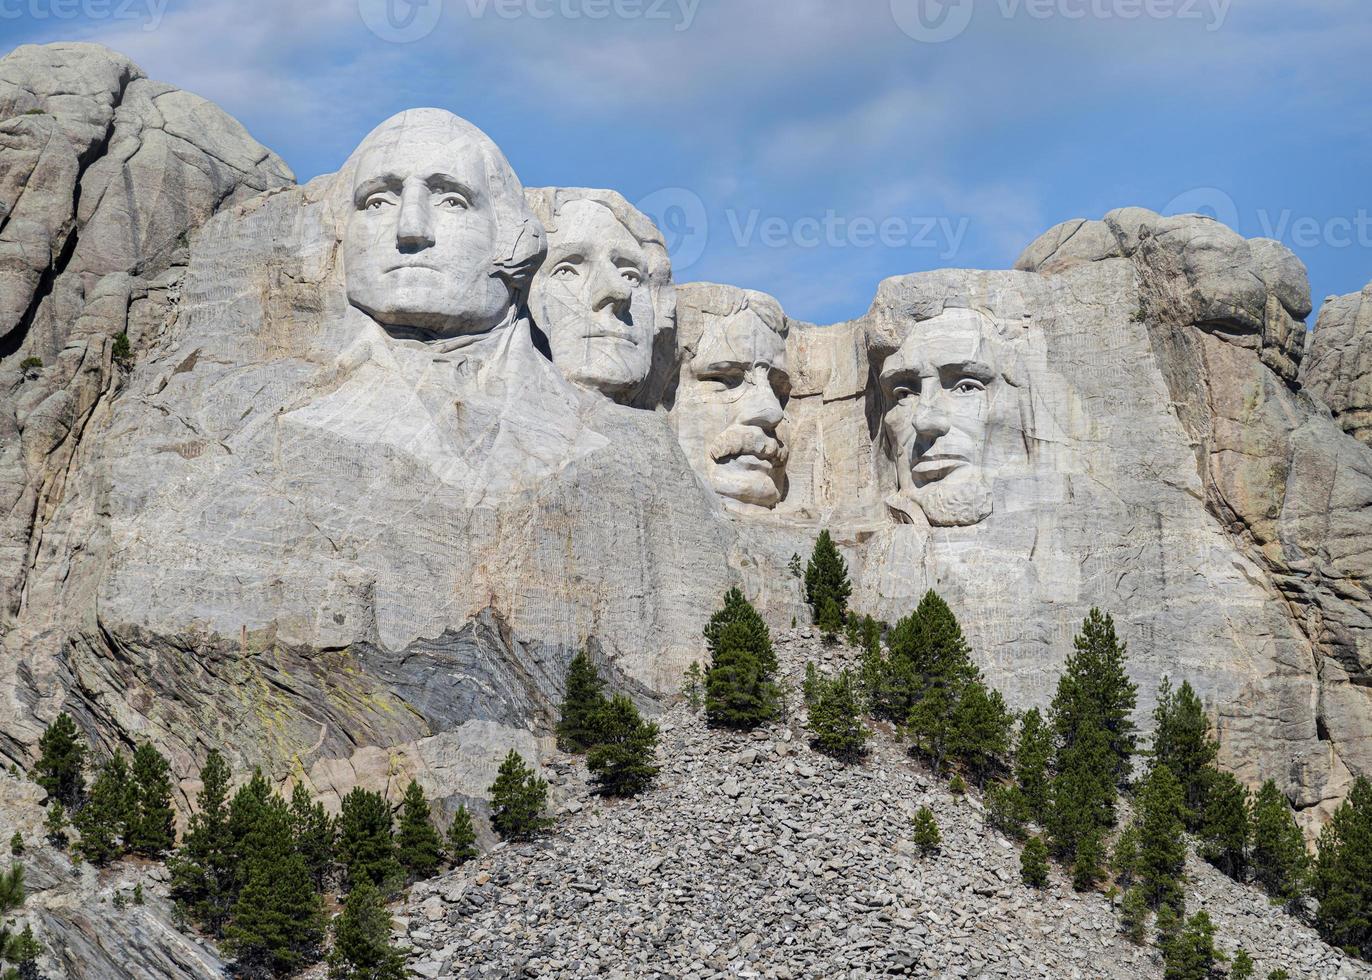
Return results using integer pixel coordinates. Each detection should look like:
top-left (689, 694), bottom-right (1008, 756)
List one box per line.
top-left (894, 477), bottom-right (994, 527)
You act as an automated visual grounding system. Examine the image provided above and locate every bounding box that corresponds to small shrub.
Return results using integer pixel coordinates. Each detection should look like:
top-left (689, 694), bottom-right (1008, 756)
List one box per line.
top-left (948, 774), bottom-right (967, 796)
top-left (912, 806), bottom-right (941, 854)
top-left (19, 356), bottom-right (42, 372)
top-left (488, 751), bottom-right (552, 841)
top-left (1020, 835), bottom-right (1049, 888)
top-left (111, 332), bottom-right (133, 368)
top-left (446, 805), bottom-right (478, 866)
top-left (8, 831), bottom-right (22, 856)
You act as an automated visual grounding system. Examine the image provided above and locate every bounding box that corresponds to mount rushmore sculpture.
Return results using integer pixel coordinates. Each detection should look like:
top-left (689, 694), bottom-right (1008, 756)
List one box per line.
top-left (3, 44), bottom-right (1372, 835)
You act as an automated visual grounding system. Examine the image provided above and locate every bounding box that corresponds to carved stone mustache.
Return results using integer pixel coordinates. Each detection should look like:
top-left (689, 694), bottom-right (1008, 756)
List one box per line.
top-left (710, 426), bottom-right (789, 467)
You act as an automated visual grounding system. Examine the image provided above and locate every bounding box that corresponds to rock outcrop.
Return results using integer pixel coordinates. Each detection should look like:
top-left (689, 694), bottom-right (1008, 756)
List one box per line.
top-left (2, 43), bottom-right (1372, 857)
top-left (1302, 283), bottom-right (1372, 444)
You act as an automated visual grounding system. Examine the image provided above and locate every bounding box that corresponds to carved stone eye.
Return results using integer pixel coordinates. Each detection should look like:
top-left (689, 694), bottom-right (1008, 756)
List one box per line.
top-left (620, 267), bottom-right (644, 287)
top-left (551, 263), bottom-right (580, 279)
top-left (364, 195), bottom-right (392, 211)
top-left (436, 194), bottom-right (468, 210)
top-left (951, 379), bottom-right (985, 395)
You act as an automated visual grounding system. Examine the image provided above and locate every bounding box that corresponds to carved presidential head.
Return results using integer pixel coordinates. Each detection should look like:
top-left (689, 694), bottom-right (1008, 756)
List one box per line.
top-left (878, 308), bottom-right (1022, 527)
top-left (526, 188), bottom-right (674, 403)
top-left (333, 109), bottom-right (545, 343)
top-left (673, 285), bottom-right (791, 514)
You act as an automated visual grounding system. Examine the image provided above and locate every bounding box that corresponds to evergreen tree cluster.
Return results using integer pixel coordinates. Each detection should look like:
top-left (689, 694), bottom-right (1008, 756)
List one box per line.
top-left (557, 651), bottom-right (661, 798)
top-left (0, 863), bottom-right (41, 980)
top-left (801, 663), bottom-right (868, 762)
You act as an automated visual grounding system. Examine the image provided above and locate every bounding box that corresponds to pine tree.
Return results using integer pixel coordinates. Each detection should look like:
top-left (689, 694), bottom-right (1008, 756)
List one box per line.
top-left (128, 743), bottom-right (175, 858)
top-left (1051, 609), bottom-right (1138, 790)
top-left (1120, 885), bottom-right (1149, 944)
top-left (337, 788), bottom-right (401, 895)
top-left (987, 782), bottom-right (1030, 839)
top-left (704, 590), bottom-right (779, 731)
top-left (877, 591), bottom-right (977, 725)
top-left (1136, 762), bottom-right (1187, 913)
top-left (1198, 769), bottom-right (1249, 880)
top-left (3, 921), bottom-right (41, 976)
top-left (34, 713), bottom-right (86, 809)
top-left (1151, 678), bottom-right (1217, 828)
top-left (682, 662), bottom-right (705, 711)
top-left (586, 695), bottom-right (661, 797)
top-left (225, 793), bottom-right (326, 977)
top-left (227, 769), bottom-right (274, 902)
top-left (289, 782), bottom-right (335, 891)
top-left (912, 806), bottom-right (940, 854)
top-left (1020, 835), bottom-right (1049, 888)
top-left (446, 805), bottom-right (478, 866)
top-left (803, 530), bottom-right (851, 624)
top-left (1014, 708), bottom-right (1053, 823)
top-left (395, 780), bottom-right (445, 881)
top-left (556, 651), bottom-right (609, 753)
top-left (1249, 780), bottom-right (1309, 909)
top-left (1230, 949), bottom-right (1255, 980)
top-left (1072, 830), bottom-right (1106, 892)
top-left (948, 679), bottom-right (1013, 784)
top-left (1046, 720), bottom-right (1116, 859)
top-left (75, 751), bottom-right (134, 866)
top-left (1314, 775), bottom-right (1372, 961)
top-left (327, 879), bottom-right (406, 980)
top-left (1162, 910), bottom-right (1219, 980)
top-left (817, 596), bottom-right (844, 643)
top-left (804, 667), bottom-right (868, 762)
top-left (170, 750), bottom-right (236, 936)
top-left (43, 801), bottom-right (68, 850)
top-left (488, 751), bottom-right (552, 842)
top-left (1111, 821), bottom-right (1140, 889)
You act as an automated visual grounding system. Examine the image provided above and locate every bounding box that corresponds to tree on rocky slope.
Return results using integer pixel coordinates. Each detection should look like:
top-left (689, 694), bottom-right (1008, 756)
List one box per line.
top-left (804, 666), bottom-right (868, 762)
top-left (1198, 769), bottom-right (1249, 880)
top-left (446, 805), bottom-right (478, 866)
top-left (225, 793), bottom-right (326, 977)
top-left (1162, 910), bottom-right (1220, 980)
top-left (396, 780), bottom-right (445, 882)
top-left (1021, 835), bottom-right (1049, 888)
top-left (587, 695), bottom-right (661, 797)
top-left (75, 751), bottom-right (134, 866)
top-left (170, 749), bottom-right (235, 936)
top-left (1249, 780), bottom-right (1309, 910)
top-left (703, 589), bottom-right (779, 731)
top-left (327, 879), bottom-right (407, 980)
top-left (34, 713), bottom-right (86, 809)
top-left (1014, 708), bottom-right (1053, 823)
top-left (128, 742), bottom-right (176, 858)
top-left (1314, 775), bottom-right (1372, 961)
top-left (1151, 677), bottom-right (1217, 829)
top-left (290, 782), bottom-right (336, 892)
top-left (488, 751), bottom-right (552, 842)
top-left (1051, 609), bottom-right (1137, 790)
top-left (1135, 762), bottom-right (1187, 914)
top-left (337, 789), bottom-right (401, 895)
top-left (803, 529), bottom-right (851, 625)
top-left (912, 807), bottom-right (941, 854)
top-left (557, 651), bottom-right (609, 753)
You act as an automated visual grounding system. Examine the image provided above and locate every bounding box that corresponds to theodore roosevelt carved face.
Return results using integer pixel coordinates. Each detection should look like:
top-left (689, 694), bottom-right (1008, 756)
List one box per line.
top-left (879, 308), bottom-right (1018, 527)
top-left (339, 109), bottom-right (544, 343)
top-left (528, 191), bottom-right (673, 402)
top-left (674, 289), bottom-right (791, 513)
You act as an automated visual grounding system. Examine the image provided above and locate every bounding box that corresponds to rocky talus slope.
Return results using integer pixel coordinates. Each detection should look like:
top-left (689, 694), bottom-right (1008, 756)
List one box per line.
top-left (397, 632), bottom-right (1372, 980)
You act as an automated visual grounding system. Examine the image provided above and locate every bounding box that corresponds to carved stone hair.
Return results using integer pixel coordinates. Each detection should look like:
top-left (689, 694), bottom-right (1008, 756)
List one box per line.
top-left (327, 108), bottom-right (547, 295)
top-left (674, 284), bottom-right (788, 361)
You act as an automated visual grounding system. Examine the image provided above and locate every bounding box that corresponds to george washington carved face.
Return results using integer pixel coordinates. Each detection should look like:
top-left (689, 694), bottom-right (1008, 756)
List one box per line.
top-left (879, 308), bottom-right (1019, 527)
top-left (339, 109), bottom-right (544, 344)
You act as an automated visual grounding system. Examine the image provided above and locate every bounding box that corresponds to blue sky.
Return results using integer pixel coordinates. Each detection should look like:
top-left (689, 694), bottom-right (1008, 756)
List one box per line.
top-left (7, 0), bottom-right (1371, 325)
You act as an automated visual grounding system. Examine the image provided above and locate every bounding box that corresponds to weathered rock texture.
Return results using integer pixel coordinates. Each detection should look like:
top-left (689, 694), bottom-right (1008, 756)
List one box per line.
top-left (1303, 283), bottom-right (1372, 443)
top-left (2, 43), bottom-right (1372, 858)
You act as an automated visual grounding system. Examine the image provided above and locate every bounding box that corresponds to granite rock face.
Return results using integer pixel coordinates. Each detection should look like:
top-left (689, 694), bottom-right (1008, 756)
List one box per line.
top-left (2, 43), bottom-right (1372, 852)
top-left (1302, 283), bottom-right (1372, 444)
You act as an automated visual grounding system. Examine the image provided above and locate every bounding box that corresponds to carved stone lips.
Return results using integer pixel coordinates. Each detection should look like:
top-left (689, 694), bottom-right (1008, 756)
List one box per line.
top-left (384, 261), bottom-right (443, 273)
top-left (913, 453), bottom-right (967, 478)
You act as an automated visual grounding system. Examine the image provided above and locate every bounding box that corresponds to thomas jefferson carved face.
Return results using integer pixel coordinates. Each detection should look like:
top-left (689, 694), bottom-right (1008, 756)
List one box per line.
top-left (341, 109), bottom-right (542, 342)
top-left (676, 296), bottom-right (790, 512)
top-left (880, 309), bottom-right (1012, 527)
top-left (531, 199), bottom-right (656, 398)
